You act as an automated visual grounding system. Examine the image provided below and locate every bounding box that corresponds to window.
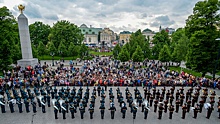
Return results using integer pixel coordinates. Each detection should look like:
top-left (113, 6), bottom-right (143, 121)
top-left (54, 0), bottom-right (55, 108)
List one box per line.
top-left (89, 29), bottom-right (92, 32)
top-left (86, 32), bottom-right (88, 34)
top-left (83, 29), bottom-right (85, 32)
top-left (92, 32), bottom-right (95, 34)
top-left (89, 37), bottom-right (91, 42)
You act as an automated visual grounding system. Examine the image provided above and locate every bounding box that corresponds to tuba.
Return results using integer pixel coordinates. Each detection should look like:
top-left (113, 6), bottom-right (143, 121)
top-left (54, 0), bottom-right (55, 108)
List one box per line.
top-left (143, 100), bottom-right (150, 111)
top-left (132, 100), bottom-right (139, 109)
top-left (59, 99), bottom-right (66, 111)
top-left (52, 99), bottom-right (59, 110)
top-left (37, 95), bottom-right (45, 106)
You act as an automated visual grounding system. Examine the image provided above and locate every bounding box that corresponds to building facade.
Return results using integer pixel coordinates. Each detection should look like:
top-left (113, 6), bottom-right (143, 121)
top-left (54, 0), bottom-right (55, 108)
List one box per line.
top-left (79, 24), bottom-right (102, 46)
top-left (142, 28), bottom-right (155, 41)
top-left (159, 26), bottom-right (175, 35)
top-left (119, 31), bottom-right (132, 44)
top-left (100, 28), bottom-right (116, 45)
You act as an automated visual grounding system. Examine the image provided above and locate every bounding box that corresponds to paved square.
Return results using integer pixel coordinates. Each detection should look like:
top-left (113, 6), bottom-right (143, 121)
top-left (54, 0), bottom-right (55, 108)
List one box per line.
top-left (0, 86), bottom-right (219, 124)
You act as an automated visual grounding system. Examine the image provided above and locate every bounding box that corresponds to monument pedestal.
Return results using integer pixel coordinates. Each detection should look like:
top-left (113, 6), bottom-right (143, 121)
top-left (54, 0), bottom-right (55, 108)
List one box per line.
top-left (17, 58), bottom-right (38, 68)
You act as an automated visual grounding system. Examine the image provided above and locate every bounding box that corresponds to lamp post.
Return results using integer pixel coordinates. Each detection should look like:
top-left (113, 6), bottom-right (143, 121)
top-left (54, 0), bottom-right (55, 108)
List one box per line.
top-left (50, 52), bottom-right (55, 66)
top-left (58, 50), bottom-right (63, 62)
top-left (213, 38), bottom-right (220, 80)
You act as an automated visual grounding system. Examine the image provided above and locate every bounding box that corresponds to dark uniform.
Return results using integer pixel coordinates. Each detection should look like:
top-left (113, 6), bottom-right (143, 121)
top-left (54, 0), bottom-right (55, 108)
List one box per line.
top-left (121, 103), bottom-right (127, 119)
top-left (144, 106), bottom-right (149, 119)
top-left (62, 102), bottom-right (67, 119)
top-left (41, 99), bottom-right (46, 113)
top-left (79, 104), bottom-right (85, 119)
top-left (182, 104), bottom-right (187, 119)
top-left (54, 102), bottom-right (59, 119)
top-left (69, 103), bottom-right (75, 119)
top-left (8, 98), bottom-right (15, 113)
top-left (24, 98), bottom-right (30, 113)
top-left (187, 100), bottom-right (191, 112)
top-left (109, 104), bottom-right (116, 119)
top-left (158, 103), bottom-right (164, 119)
top-left (168, 105), bottom-right (175, 119)
top-left (99, 103), bottom-right (105, 119)
top-left (154, 100), bottom-right (158, 113)
top-left (0, 97), bottom-right (6, 113)
top-left (175, 99), bottom-right (180, 113)
top-left (88, 104), bottom-right (94, 119)
top-left (193, 104), bottom-right (199, 119)
top-left (17, 97), bottom-right (23, 113)
top-left (206, 106), bottom-right (214, 119)
top-left (164, 100), bottom-right (168, 113)
top-left (132, 105), bottom-right (138, 119)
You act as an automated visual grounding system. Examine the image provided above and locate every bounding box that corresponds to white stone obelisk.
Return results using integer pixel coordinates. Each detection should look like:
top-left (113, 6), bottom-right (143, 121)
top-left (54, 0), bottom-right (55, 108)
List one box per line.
top-left (17, 5), bottom-right (38, 68)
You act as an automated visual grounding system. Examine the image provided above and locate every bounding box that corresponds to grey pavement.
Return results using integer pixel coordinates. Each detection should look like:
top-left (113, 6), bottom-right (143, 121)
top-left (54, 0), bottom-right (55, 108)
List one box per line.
top-left (0, 87), bottom-right (220, 124)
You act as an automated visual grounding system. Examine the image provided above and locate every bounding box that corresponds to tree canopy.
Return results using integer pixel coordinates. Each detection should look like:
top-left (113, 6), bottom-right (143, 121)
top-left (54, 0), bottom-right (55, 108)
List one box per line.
top-left (185, 0), bottom-right (220, 75)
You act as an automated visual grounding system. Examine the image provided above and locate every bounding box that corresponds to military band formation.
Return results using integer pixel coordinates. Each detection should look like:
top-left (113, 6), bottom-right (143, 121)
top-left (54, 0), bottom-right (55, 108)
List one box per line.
top-left (0, 85), bottom-right (220, 120)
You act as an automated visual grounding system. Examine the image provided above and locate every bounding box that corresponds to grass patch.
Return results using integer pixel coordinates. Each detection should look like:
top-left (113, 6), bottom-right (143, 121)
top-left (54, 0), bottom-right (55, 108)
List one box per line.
top-left (90, 51), bottom-right (113, 56)
top-left (168, 66), bottom-right (212, 79)
top-left (38, 55), bottom-right (80, 60)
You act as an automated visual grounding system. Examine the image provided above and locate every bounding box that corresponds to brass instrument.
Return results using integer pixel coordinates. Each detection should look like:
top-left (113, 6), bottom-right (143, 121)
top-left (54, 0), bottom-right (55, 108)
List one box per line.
top-left (143, 100), bottom-right (150, 111)
top-left (59, 99), bottom-right (66, 111)
top-left (52, 99), bottom-right (59, 110)
top-left (37, 95), bottom-right (45, 106)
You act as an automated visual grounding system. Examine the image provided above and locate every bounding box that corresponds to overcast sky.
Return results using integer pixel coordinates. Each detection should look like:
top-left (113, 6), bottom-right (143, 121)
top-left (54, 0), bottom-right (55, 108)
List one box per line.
top-left (0, 0), bottom-right (201, 33)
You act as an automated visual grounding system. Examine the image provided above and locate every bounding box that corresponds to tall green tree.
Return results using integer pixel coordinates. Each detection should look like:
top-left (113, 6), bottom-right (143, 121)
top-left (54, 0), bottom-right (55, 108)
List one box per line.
top-left (0, 6), bottom-right (19, 69)
top-left (152, 30), bottom-right (170, 58)
top-left (37, 41), bottom-right (46, 56)
top-left (159, 45), bottom-right (171, 63)
top-left (185, 0), bottom-right (220, 75)
top-left (132, 45), bottom-right (144, 62)
top-left (113, 44), bottom-right (121, 59)
top-left (47, 42), bottom-right (56, 54)
top-left (49, 20), bottom-right (84, 48)
top-left (118, 46), bottom-right (130, 62)
top-left (68, 42), bottom-right (76, 57)
top-left (58, 40), bottom-right (68, 57)
top-left (29, 21), bottom-right (51, 46)
top-left (79, 44), bottom-right (89, 58)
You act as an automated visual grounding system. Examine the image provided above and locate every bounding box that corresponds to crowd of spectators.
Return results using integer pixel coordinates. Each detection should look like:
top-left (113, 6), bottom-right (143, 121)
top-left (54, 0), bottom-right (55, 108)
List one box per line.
top-left (0, 57), bottom-right (219, 90)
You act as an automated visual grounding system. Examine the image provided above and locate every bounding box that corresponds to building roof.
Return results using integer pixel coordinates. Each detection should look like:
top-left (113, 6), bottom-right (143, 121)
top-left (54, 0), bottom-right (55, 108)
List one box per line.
top-left (80, 24), bottom-right (88, 28)
top-left (119, 31), bottom-right (131, 34)
top-left (142, 28), bottom-right (153, 33)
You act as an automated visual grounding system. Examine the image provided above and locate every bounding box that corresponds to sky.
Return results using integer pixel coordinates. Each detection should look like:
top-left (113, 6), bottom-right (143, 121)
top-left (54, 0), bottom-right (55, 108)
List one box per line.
top-left (0, 0), bottom-right (201, 33)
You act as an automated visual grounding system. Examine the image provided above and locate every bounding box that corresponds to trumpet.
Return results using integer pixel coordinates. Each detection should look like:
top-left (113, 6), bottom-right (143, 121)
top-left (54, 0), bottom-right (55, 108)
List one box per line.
top-left (0, 101), bottom-right (5, 106)
top-left (132, 100), bottom-right (138, 109)
top-left (143, 100), bottom-right (150, 111)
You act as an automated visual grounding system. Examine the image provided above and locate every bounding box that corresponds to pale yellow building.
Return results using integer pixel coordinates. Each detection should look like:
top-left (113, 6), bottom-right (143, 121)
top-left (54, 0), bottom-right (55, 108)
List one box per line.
top-left (119, 31), bottom-right (132, 44)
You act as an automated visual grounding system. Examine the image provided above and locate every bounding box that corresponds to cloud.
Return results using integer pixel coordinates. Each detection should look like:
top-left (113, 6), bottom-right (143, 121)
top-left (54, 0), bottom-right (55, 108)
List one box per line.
top-left (149, 15), bottom-right (175, 28)
top-left (1, 0), bottom-right (201, 33)
top-left (0, 0), bottom-right (3, 3)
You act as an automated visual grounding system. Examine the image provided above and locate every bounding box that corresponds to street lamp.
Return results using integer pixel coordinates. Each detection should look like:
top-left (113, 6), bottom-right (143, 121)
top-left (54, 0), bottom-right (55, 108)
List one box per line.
top-left (213, 38), bottom-right (220, 79)
top-left (58, 50), bottom-right (63, 62)
top-left (50, 52), bottom-right (55, 66)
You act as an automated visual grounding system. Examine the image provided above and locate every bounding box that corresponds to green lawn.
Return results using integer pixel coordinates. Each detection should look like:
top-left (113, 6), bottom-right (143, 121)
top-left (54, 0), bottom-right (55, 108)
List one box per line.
top-left (169, 66), bottom-right (212, 79)
top-left (38, 55), bottom-right (80, 60)
top-left (90, 51), bottom-right (113, 56)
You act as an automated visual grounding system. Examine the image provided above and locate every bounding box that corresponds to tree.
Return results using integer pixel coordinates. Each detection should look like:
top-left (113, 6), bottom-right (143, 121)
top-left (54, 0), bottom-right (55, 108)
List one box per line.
top-left (58, 40), bottom-right (68, 57)
top-left (29, 21), bottom-right (51, 46)
top-left (142, 41), bottom-right (151, 59)
top-left (79, 44), bottom-right (89, 58)
top-left (0, 40), bottom-right (12, 70)
top-left (185, 0), bottom-right (220, 75)
top-left (49, 20), bottom-right (84, 48)
top-left (118, 46), bottom-right (130, 62)
top-left (159, 45), bottom-right (171, 63)
top-left (132, 45), bottom-right (144, 62)
top-left (152, 30), bottom-right (170, 58)
top-left (68, 42), bottom-right (76, 57)
top-left (0, 6), bottom-right (19, 69)
top-left (47, 42), bottom-right (56, 54)
top-left (12, 44), bottom-right (22, 63)
top-left (37, 41), bottom-right (46, 56)
top-left (113, 44), bottom-right (121, 59)
top-left (32, 44), bottom-right (38, 58)
top-left (171, 34), bottom-right (189, 63)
